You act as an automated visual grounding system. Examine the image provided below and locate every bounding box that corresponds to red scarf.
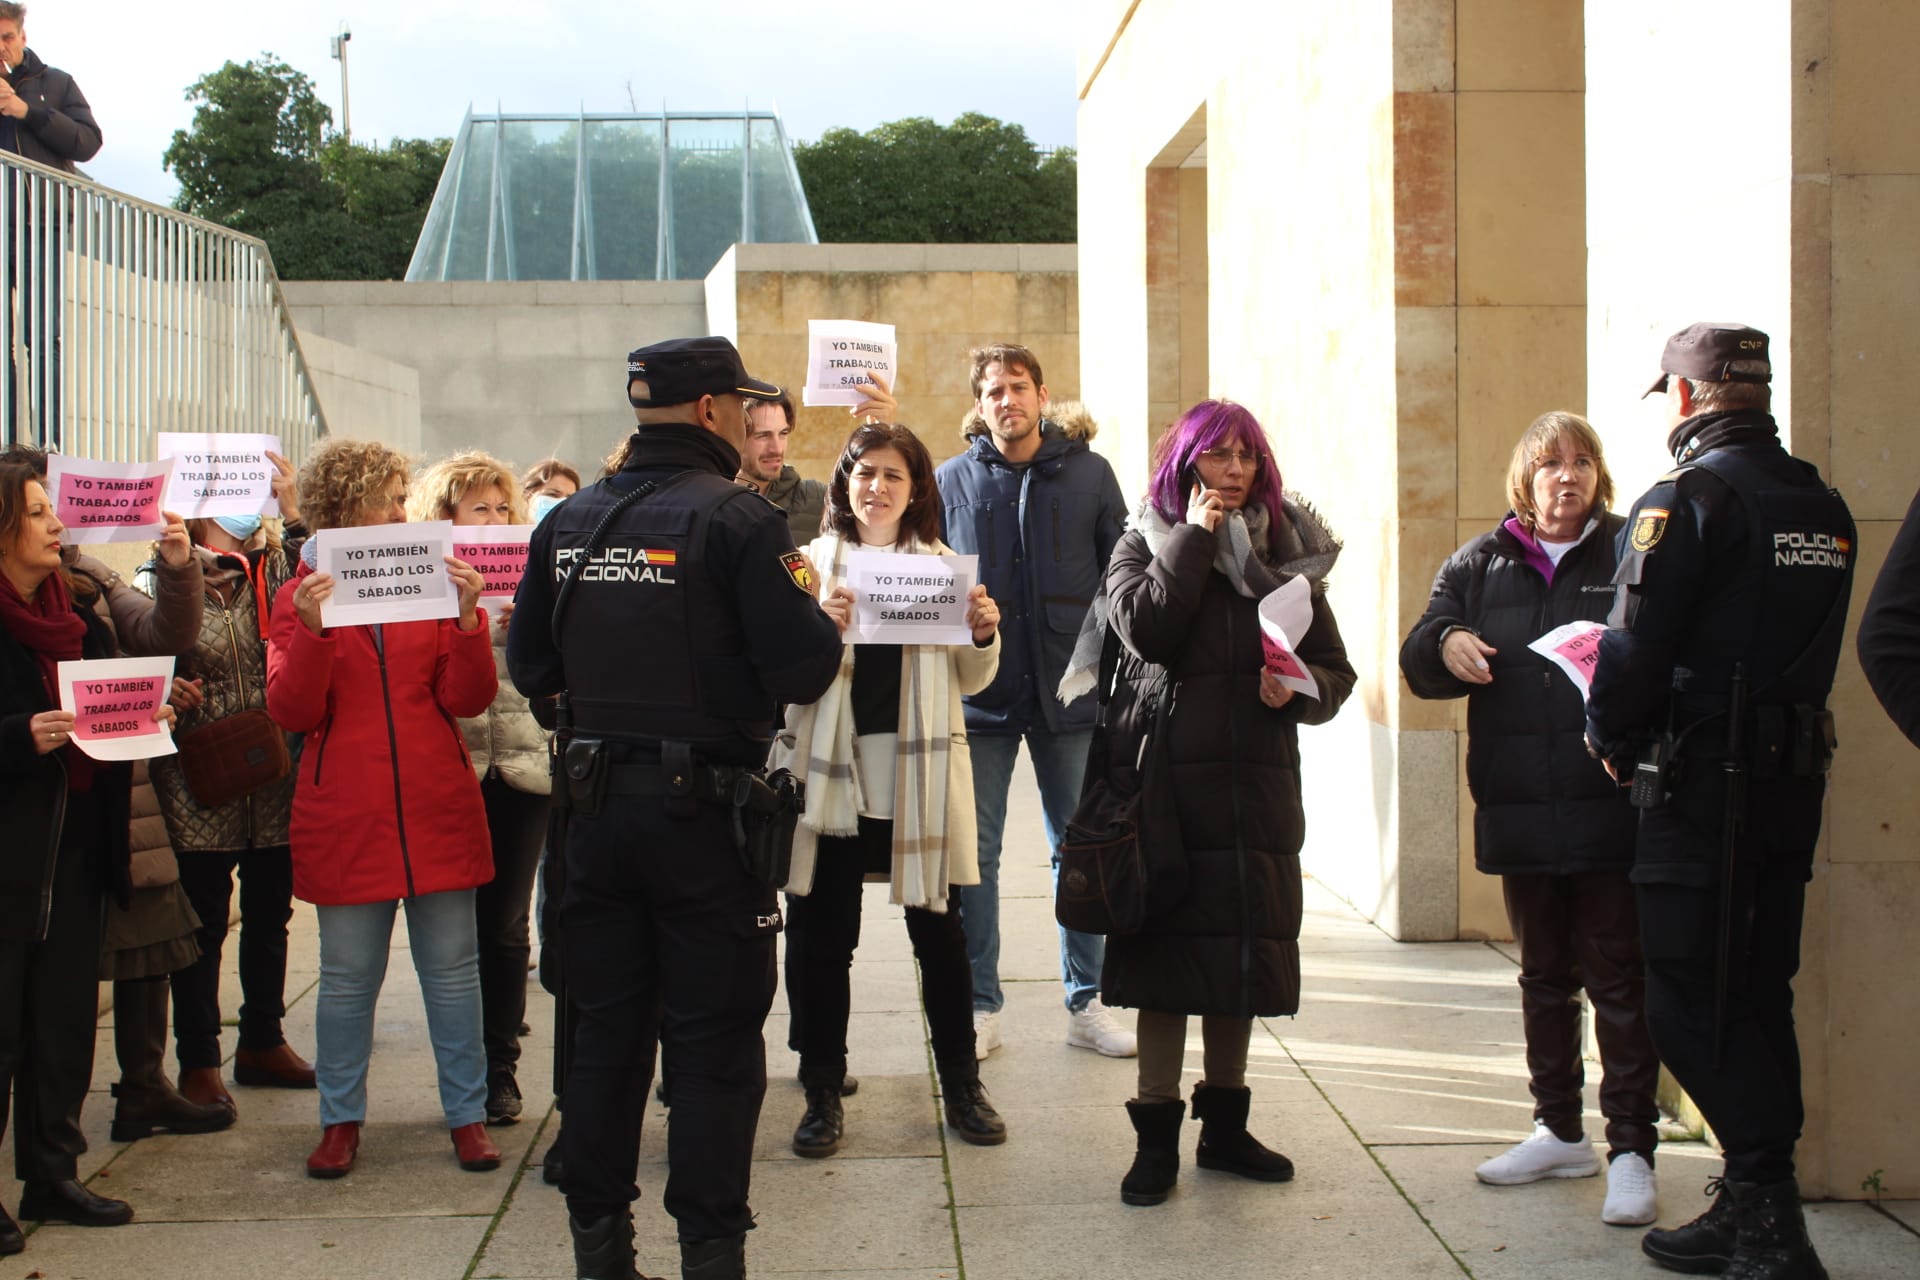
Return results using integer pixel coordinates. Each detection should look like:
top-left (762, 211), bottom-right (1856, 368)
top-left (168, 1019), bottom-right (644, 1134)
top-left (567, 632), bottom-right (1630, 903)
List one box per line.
top-left (0, 567), bottom-right (96, 789)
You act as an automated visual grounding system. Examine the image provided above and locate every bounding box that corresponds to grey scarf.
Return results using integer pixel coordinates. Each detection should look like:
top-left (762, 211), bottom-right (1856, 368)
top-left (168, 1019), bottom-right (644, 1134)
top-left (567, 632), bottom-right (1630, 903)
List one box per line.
top-left (1057, 494), bottom-right (1342, 705)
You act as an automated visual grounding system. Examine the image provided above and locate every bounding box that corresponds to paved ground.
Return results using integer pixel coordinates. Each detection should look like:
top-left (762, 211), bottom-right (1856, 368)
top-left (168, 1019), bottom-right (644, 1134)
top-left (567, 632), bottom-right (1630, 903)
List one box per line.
top-left (3, 758), bottom-right (1915, 1279)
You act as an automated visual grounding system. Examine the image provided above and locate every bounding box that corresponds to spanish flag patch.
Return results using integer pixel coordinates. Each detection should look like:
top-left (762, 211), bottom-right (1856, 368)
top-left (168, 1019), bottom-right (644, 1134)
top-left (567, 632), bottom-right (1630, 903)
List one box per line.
top-left (642, 549), bottom-right (677, 566)
top-left (1630, 508), bottom-right (1669, 553)
top-left (781, 550), bottom-right (815, 594)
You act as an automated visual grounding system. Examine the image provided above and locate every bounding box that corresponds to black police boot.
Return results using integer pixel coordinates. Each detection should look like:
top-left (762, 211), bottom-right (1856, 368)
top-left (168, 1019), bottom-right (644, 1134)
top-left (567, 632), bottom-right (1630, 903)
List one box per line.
top-left (17, 1179), bottom-right (133, 1227)
top-left (680, 1234), bottom-right (746, 1280)
top-left (1720, 1180), bottom-right (1829, 1280)
top-left (1120, 1098), bottom-right (1185, 1206)
top-left (485, 1065), bottom-right (523, 1126)
top-left (543, 1130), bottom-right (566, 1187)
top-left (938, 1057), bottom-right (1007, 1146)
top-left (0, 1201), bottom-right (22, 1255)
top-left (1642, 1177), bottom-right (1738, 1274)
top-left (569, 1210), bottom-right (662, 1280)
top-left (792, 1067), bottom-right (845, 1158)
top-left (1191, 1083), bottom-right (1293, 1182)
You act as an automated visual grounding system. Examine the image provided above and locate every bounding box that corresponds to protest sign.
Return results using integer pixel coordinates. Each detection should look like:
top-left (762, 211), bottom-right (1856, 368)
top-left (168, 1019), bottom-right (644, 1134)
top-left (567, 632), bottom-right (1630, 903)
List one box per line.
top-left (803, 319), bottom-right (898, 408)
top-left (451, 524), bottom-right (535, 602)
top-left (314, 520), bottom-right (459, 628)
top-left (45, 455), bottom-right (173, 545)
top-left (841, 550), bottom-right (977, 645)
top-left (1257, 575), bottom-right (1321, 700)
top-left (1528, 620), bottom-right (1607, 697)
top-left (56, 656), bottom-right (176, 761)
top-left (157, 432), bottom-right (282, 518)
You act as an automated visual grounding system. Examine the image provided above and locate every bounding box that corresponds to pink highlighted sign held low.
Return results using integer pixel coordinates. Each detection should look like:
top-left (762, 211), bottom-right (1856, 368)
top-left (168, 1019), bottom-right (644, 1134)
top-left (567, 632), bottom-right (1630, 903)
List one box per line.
top-left (1528, 620), bottom-right (1606, 697)
top-left (56, 657), bottom-right (177, 761)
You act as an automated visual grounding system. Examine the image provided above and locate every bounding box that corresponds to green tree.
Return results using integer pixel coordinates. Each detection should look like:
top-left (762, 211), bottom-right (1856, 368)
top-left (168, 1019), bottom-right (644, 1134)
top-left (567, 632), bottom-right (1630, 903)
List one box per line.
top-left (793, 113), bottom-right (1075, 243)
top-left (163, 55), bottom-right (449, 280)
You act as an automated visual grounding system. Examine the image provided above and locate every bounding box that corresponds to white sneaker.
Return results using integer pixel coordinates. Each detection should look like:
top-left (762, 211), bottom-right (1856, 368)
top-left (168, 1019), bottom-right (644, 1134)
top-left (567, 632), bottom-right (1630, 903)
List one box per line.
top-left (1601, 1152), bottom-right (1659, 1225)
top-left (973, 1010), bottom-right (1003, 1061)
top-left (1065, 998), bottom-right (1138, 1057)
top-left (1474, 1122), bottom-right (1601, 1185)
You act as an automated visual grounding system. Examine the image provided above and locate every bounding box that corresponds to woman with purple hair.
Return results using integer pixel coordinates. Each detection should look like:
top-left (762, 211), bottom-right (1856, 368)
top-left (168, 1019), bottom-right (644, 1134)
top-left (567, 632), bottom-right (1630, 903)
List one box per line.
top-left (1059, 399), bottom-right (1355, 1207)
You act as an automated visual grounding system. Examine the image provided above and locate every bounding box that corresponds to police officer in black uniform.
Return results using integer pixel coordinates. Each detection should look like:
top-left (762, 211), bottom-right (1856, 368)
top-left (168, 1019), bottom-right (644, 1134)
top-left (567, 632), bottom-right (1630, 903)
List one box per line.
top-left (508, 337), bottom-right (842, 1280)
top-left (1586, 323), bottom-right (1853, 1280)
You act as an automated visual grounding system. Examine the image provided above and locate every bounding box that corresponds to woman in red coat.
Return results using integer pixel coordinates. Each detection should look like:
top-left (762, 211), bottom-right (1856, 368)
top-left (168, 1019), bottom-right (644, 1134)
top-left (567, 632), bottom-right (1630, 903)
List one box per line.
top-left (265, 439), bottom-right (501, 1179)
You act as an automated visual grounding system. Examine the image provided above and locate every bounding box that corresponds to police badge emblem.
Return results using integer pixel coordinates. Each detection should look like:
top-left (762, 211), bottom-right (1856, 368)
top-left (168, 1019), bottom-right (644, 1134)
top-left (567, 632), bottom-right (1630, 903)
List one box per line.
top-left (1630, 508), bottom-right (1669, 552)
top-left (780, 550), bottom-right (815, 594)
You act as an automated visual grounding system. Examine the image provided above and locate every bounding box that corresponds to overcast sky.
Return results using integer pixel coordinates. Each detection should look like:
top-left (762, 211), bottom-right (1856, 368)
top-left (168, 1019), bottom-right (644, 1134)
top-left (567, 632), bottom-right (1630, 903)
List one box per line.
top-left (42, 1), bottom-right (1080, 209)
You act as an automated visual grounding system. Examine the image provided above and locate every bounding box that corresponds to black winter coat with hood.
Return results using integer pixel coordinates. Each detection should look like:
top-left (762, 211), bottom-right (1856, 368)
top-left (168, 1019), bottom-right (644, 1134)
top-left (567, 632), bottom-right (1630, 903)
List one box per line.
top-left (1, 48), bottom-right (100, 173)
top-left (1399, 511), bottom-right (1635, 876)
top-left (1097, 499), bottom-right (1355, 1018)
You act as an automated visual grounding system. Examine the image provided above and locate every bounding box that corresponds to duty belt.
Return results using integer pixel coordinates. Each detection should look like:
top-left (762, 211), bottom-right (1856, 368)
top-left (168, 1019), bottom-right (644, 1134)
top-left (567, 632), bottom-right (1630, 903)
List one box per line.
top-left (603, 759), bottom-right (754, 804)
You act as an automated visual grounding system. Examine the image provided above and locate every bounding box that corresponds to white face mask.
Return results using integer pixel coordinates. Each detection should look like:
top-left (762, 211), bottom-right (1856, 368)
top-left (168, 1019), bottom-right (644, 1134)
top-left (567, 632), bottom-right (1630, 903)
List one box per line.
top-left (530, 493), bottom-right (566, 525)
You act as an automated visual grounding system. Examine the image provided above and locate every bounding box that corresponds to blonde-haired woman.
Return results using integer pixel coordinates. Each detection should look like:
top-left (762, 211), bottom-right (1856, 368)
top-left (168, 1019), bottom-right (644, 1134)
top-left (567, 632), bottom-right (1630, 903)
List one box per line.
top-left (267, 438), bottom-right (502, 1178)
top-left (410, 451), bottom-right (544, 1125)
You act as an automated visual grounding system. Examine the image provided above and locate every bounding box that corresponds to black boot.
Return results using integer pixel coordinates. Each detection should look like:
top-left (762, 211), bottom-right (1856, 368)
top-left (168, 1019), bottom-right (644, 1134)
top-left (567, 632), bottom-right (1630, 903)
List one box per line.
top-left (109, 978), bottom-right (235, 1142)
top-left (1720, 1180), bottom-right (1829, 1280)
top-left (17, 1179), bottom-right (133, 1227)
top-left (0, 1202), bottom-right (22, 1255)
top-left (938, 1057), bottom-right (1007, 1146)
top-left (1120, 1098), bottom-right (1185, 1206)
top-left (543, 1127), bottom-right (566, 1186)
top-left (1191, 1083), bottom-right (1292, 1182)
top-left (1642, 1177), bottom-right (1739, 1274)
top-left (568, 1210), bottom-right (662, 1280)
top-left (792, 1067), bottom-right (845, 1158)
top-left (680, 1234), bottom-right (746, 1280)
top-left (486, 1064), bottom-right (523, 1126)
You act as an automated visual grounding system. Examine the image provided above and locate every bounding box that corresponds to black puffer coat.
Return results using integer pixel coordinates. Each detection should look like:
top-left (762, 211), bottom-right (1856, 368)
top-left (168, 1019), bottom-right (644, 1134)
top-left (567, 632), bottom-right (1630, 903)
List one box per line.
top-left (1098, 502), bottom-right (1356, 1018)
top-left (1399, 512), bottom-right (1634, 875)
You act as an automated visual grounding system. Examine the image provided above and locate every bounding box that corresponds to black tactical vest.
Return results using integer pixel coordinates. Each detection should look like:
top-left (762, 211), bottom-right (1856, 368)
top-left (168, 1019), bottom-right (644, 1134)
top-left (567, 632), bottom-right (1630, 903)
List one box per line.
top-left (548, 470), bottom-right (776, 754)
top-left (1676, 445), bottom-right (1855, 711)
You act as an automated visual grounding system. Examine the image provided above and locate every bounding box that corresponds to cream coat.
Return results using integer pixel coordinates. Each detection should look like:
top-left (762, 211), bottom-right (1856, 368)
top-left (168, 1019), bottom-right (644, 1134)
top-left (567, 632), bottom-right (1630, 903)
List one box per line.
top-left (460, 623), bottom-right (552, 795)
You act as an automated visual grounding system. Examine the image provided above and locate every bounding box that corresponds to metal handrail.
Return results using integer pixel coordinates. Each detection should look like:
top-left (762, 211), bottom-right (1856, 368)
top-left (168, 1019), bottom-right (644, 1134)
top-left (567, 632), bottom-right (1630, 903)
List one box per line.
top-left (0, 150), bottom-right (328, 461)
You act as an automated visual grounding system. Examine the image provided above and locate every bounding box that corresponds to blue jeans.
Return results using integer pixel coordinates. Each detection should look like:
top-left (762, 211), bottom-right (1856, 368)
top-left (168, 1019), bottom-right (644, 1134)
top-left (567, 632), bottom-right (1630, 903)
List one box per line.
top-left (314, 889), bottom-right (488, 1129)
top-left (961, 728), bottom-right (1103, 1013)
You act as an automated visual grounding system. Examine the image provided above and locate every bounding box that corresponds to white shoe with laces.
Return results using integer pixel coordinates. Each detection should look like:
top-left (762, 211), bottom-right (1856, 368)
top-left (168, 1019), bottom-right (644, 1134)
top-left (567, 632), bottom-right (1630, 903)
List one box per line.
top-left (1601, 1151), bottom-right (1659, 1225)
top-left (1065, 998), bottom-right (1138, 1057)
top-left (973, 1010), bottom-right (1002, 1061)
top-left (1474, 1121), bottom-right (1601, 1185)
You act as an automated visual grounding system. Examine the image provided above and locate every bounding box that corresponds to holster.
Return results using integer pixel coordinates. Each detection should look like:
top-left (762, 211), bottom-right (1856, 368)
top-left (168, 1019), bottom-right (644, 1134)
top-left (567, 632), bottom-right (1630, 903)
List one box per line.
top-left (733, 767), bottom-right (803, 890)
top-left (1748, 704), bottom-right (1837, 779)
top-left (564, 737), bottom-right (610, 818)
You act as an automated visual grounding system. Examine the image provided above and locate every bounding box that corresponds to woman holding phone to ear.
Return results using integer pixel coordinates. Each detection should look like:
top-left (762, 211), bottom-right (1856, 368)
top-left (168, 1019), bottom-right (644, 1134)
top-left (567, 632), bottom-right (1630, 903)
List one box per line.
top-left (1069, 400), bottom-right (1354, 1208)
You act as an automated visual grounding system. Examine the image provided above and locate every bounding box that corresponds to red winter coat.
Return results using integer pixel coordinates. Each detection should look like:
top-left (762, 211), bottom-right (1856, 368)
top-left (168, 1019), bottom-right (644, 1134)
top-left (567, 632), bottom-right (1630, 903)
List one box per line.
top-left (266, 563), bottom-right (497, 906)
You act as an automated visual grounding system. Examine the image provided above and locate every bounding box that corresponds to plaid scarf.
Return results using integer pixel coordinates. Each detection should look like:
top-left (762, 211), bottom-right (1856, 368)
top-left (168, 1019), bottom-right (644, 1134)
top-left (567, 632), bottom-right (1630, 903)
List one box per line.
top-left (774, 531), bottom-right (958, 912)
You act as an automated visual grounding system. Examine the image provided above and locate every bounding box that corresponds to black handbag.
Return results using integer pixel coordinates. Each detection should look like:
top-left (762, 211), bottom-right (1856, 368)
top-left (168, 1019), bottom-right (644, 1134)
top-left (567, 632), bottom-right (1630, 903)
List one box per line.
top-left (1054, 624), bottom-right (1180, 936)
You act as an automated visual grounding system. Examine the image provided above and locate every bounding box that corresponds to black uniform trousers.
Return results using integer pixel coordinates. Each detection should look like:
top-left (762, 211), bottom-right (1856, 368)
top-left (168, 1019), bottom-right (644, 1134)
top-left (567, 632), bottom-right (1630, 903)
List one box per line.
top-left (784, 815), bottom-right (976, 1078)
top-left (172, 844), bottom-right (297, 1069)
top-left (0, 802), bottom-right (105, 1181)
top-left (476, 776), bottom-right (549, 1073)
top-left (559, 792), bottom-right (779, 1241)
top-left (1635, 802), bottom-right (1812, 1186)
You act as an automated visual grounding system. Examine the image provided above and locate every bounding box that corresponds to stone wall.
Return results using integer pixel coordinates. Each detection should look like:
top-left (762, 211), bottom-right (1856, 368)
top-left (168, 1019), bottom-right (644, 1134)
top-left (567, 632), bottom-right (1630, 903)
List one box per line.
top-left (296, 331), bottom-right (423, 455)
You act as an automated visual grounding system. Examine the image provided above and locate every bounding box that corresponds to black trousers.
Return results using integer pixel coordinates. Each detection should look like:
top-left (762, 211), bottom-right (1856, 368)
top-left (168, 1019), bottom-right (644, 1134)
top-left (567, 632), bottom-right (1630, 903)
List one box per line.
top-left (784, 816), bottom-right (975, 1076)
top-left (1501, 871), bottom-right (1659, 1156)
top-left (0, 802), bottom-right (105, 1180)
top-left (1637, 854), bottom-right (1809, 1185)
top-left (171, 845), bottom-right (295, 1069)
top-left (560, 793), bottom-right (778, 1241)
top-left (477, 776), bottom-right (548, 1072)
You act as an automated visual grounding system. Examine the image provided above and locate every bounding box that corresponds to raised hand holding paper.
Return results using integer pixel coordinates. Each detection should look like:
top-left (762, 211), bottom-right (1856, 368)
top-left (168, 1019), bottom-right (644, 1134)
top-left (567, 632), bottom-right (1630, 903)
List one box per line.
top-left (57, 656), bottom-right (176, 761)
top-left (1528, 620), bottom-right (1606, 696)
top-left (314, 520), bottom-right (459, 627)
top-left (841, 550), bottom-right (977, 645)
top-left (45, 455), bottom-right (173, 544)
top-left (451, 524), bottom-right (534, 601)
top-left (157, 432), bottom-right (283, 518)
top-left (1258, 575), bottom-right (1321, 699)
top-left (804, 319), bottom-right (898, 408)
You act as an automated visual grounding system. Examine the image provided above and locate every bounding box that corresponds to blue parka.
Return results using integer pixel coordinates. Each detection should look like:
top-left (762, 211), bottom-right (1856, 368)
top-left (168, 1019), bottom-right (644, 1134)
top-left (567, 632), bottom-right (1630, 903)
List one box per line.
top-left (935, 422), bottom-right (1127, 734)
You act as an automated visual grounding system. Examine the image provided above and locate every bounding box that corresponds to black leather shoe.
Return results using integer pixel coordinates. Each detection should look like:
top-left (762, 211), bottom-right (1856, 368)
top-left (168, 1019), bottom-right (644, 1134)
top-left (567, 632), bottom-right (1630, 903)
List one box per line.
top-left (542, 1129), bottom-right (565, 1186)
top-left (17, 1179), bottom-right (133, 1227)
top-left (569, 1210), bottom-right (662, 1280)
top-left (0, 1203), bottom-right (22, 1255)
top-left (1643, 1178), bottom-right (1739, 1274)
top-left (792, 1086), bottom-right (844, 1158)
top-left (485, 1067), bottom-right (523, 1126)
top-left (1721, 1179), bottom-right (1829, 1280)
top-left (942, 1079), bottom-right (1007, 1146)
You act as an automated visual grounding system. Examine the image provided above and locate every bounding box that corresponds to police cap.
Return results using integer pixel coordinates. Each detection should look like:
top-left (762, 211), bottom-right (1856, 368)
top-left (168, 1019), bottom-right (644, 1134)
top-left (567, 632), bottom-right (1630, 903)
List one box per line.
top-left (627, 337), bottom-right (782, 408)
top-left (1643, 322), bottom-right (1772, 398)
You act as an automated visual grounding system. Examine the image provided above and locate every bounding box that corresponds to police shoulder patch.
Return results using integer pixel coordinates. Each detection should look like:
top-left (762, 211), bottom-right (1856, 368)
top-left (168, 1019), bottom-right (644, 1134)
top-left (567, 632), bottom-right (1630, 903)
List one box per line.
top-left (1629, 508), bottom-right (1669, 553)
top-left (780, 550), bottom-right (815, 594)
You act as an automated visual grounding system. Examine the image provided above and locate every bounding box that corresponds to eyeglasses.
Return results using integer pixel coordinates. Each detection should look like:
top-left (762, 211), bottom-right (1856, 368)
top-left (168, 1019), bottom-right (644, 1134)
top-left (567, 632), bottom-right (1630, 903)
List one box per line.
top-left (1533, 454), bottom-right (1596, 476)
top-left (1197, 447), bottom-right (1262, 469)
